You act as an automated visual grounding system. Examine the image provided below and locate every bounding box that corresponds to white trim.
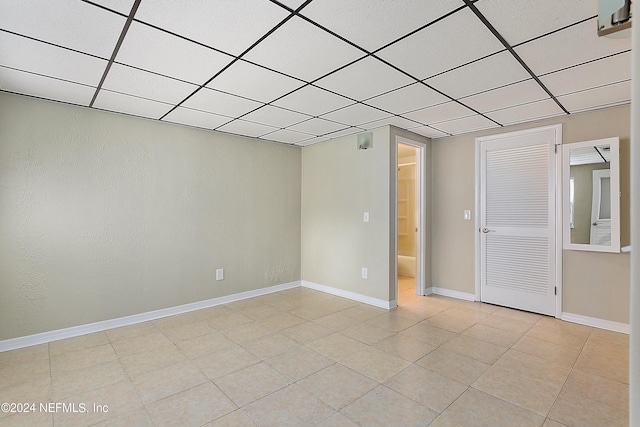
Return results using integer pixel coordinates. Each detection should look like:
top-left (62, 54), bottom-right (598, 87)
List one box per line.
top-left (0, 281), bottom-right (301, 352)
top-left (301, 280), bottom-right (395, 309)
top-left (426, 287), bottom-right (477, 302)
top-left (561, 312), bottom-right (630, 334)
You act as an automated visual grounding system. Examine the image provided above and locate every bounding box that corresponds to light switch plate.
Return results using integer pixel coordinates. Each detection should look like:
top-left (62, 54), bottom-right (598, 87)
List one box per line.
top-left (216, 269), bottom-right (224, 281)
top-left (361, 267), bottom-right (368, 279)
top-left (363, 212), bottom-right (369, 222)
top-left (464, 210), bottom-right (471, 220)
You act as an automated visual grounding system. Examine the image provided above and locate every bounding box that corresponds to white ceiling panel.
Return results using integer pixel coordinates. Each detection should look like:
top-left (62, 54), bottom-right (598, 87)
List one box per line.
top-left (182, 88), bottom-right (263, 118)
top-left (364, 83), bottom-right (449, 115)
top-left (320, 103), bottom-right (390, 126)
top-left (515, 18), bottom-right (631, 76)
top-left (315, 57), bottom-right (414, 101)
top-left (300, 0), bottom-right (463, 52)
top-left (216, 119), bottom-right (279, 138)
top-left (539, 52), bottom-right (631, 97)
top-left (287, 118), bottom-right (348, 135)
top-left (557, 80), bottom-right (631, 113)
top-left (376, 8), bottom-right (505, 80)
top-left (405, 125), bottom-right (450, 139)
top-left (242, 105), bottom-right (311, 128)
top-left (162, 107), bottom-right (231, 130)
top-left (434, 114), bottom-right (499, 134)
top-left (93, 90), bottom-right (172, 119)
top-left (207, 61), bottom-right (304, 103)
top-left (359, 116), bottom-right (423, 131)
top-left (0, 67), bottom-right (95, 106)
top-left (272, 85), bottom-right (353, 116)
top-left (0, 0), bottom-right (125, 58)
top-left (101, 64), bottom-right (198, 105)
top-left (476, 0), bottom-right (596, 46)
top-left (89, 0), bottom-right (136, 15)
top-left (460, 79), bottom-right (549, 113)
top-left (425, 51), bottom-right (531, 99)
top-left (486, 99), bottom-right (564, 125)
top-left (403, 101), bottom-right (474, 125)
top-left (115, 22), bottom-right (232, 85)
top-left (134, 0), bottom-right (289, 55)
top-left (261, 129), bottom-right (312, 144)
top-left (276, 1), bottom-right (308, 10)
top-left (0, 31), bottom-right (107, 87)
top-left (243, 16), bottom-right (363, 82)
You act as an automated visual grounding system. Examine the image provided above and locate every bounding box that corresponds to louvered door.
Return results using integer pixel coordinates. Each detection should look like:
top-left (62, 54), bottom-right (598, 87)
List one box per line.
top-left (479, 127), bottom-right (559, 316)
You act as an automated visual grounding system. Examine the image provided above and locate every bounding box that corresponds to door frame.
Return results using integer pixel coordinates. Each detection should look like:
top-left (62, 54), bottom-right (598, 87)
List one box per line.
top-left (474, 124), bottom-right (563, 318)
top-left (395, 136), bottom-right (427, 299)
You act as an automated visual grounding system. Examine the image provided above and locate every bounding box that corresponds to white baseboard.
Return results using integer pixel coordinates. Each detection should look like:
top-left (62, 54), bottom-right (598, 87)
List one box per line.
top-left (561, 312), bottom-right (630, 334)
top-left (425, 287), bottom-right (476, 302)
top-left (301, 280), bottom-right (395, 309)
top-left (0, 281), bottom-right (301, 352)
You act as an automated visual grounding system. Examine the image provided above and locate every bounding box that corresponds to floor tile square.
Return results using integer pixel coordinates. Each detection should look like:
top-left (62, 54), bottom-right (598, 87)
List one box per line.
top-left (297, 364), bottom-right (377, 410)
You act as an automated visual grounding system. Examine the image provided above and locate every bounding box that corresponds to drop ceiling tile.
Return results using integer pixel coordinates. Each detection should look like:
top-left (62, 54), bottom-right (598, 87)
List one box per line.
top-left (216, 119), bottom-right (279, 138)
top-left (93, 90), bottom-right (172, 119)
top-left (486, 99), bottom-right (565, 125)
top-left (405, 126), bottom-right (449, 139)
top-left (359, 116), bottom-right (423, 131)
top-left (434, 115), bottom-right (499, 135)
top-left (556, 80), bottom-right (631, 113)
top-left (300, 0), bottom-right (463, 51)
top-left (276, 0), bottom-right (308, 10)
top-left (364, 83), bottom-right (449, 115)
top-left (319, 103), bottom-right (390, 126)
top-left (101, 64), bottom-right (198, 104)
top-left (134, 0), bottom-right (289, 55)
top-left (514, 18), bottom-right (631, 76)
top-left (296, 136), bottom-right (331, 147)
top-left (272, 85), bottom-right (353, 116)
top-left (207, 61), bottom-right (305, 103)
top-left (323, 127), bottom-right (363, 140)
top-left (0, 66), bottom-right (95, 106)
top-left (0, 32), bottom-right (107, 86)
top-left (460, 80), bottom-right (549, 113)
top-left (376, 8), bottom-right (505, 80)
top-left (242, 105), bottom-right (311, 128)
top-left (540, 52), bottom-right (631, 97)
top-left (115, 22), bottom-right (232, 84)
top-left (89, 0), bottom-right (136, 15)
top-left (425, 51), bottom-right (531, 99)
top-left (181, 88), bottom-right (263, 118)
top-left (0, 0), bottom-right (125, 58)
top-left (162, 106), bottom-right (231, 130)
top-left (243, 16), bottom-right (363, 82)
top-left (403, 101), bottom-right (473, 125)
top-left (315, 56), bottom-right (414, 101)
top-left (261, 129), bottom-right (312, 144)
top-left (287, 118), bottom-right (348, 135)
top-left (476, 0), bottom-right (596, 46)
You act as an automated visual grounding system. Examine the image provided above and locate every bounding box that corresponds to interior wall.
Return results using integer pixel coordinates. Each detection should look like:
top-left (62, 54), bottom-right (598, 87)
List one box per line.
top-left (301, 127), bottom-right (392, 301)
top-left (0, 92), bottom-right (302, 341)
top-left (432, 104), bottom-right (631, 324)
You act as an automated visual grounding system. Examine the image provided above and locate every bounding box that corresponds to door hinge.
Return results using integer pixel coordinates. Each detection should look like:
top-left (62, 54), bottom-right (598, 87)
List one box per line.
top-left (554, 287), bottom-right (557, 295)
top-left (554, 144), bottom-right (560, 154)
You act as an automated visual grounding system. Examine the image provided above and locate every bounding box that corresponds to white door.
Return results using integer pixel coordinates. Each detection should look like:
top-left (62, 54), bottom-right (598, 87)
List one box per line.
top-left (590, 169), bottom-right (612, 245)
top-left (478, 126), bottom-right (560, 316)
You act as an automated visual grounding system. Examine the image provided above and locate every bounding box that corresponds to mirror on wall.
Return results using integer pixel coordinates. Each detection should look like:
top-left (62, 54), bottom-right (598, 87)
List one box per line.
top-left (563, 137), bottom-right (620, 252)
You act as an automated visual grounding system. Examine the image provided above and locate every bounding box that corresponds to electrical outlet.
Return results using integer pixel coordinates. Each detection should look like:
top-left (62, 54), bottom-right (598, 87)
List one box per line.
top-left (363, 212), bottom-right (369, 222)
top-left (361, 267), bottom-right (368, 279)
top-left (216, 269), bottom-right (224, 281)
top-left (464, 210), bottom-right (471, 220)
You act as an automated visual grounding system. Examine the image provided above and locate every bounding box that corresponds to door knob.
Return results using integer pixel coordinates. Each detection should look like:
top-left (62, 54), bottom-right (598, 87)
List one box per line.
top-left (481, 227), bottom-right (495, 234)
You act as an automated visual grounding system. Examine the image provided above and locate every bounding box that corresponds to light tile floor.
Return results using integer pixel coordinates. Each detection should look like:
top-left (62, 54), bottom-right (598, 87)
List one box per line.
top-left (0, 277), bottom-right (629, 426)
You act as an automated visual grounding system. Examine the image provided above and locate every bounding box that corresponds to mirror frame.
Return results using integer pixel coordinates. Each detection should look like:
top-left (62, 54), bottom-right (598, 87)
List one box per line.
top-left (563, 137), bottom-right (620, 253)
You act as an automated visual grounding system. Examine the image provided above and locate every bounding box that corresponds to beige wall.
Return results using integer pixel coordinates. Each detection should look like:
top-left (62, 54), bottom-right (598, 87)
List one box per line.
top-left (432, 104), bottom-right (631, 323)
top-left (0, 92), bottom-right (302, 340)
top-left (301, 126), bottom-right (430, 303)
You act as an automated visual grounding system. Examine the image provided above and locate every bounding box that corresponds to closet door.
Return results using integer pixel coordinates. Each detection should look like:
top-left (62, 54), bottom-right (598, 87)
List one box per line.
top-left (479, 126), bottom-right (560, 316)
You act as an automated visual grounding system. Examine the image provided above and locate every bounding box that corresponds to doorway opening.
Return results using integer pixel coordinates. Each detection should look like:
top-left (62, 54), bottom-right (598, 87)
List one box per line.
top-left (396, 137), bottom-right (426, 306)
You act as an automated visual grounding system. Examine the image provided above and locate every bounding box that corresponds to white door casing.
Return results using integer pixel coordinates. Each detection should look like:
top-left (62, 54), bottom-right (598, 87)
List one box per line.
top-left (475, 125), bottom-right (562, 317)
